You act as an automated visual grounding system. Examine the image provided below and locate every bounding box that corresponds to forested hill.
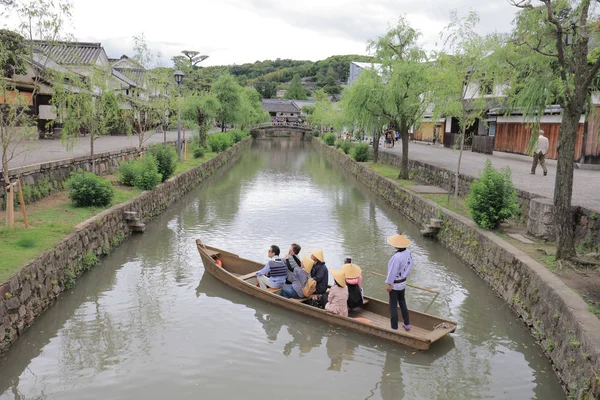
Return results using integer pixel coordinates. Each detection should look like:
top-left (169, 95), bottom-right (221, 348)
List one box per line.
top-left (173, 54), bottom-right (374, 97)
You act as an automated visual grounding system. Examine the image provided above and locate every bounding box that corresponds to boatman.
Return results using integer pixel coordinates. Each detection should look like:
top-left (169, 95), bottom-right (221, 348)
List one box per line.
top-left (385, 234), bottom-right (413, 331)
top-left (256, 245), bottom-right (288, 290)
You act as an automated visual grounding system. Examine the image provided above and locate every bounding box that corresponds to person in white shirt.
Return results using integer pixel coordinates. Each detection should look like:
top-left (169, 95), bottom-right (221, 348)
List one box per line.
top-left (531, 129), bottom-right (549, 176)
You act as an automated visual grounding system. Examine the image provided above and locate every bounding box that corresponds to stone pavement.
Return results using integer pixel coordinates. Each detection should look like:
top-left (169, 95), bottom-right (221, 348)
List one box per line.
top-left (3, 129), bottom-right (217, 172)
top-left (381, 141), bottom-right (600, 213)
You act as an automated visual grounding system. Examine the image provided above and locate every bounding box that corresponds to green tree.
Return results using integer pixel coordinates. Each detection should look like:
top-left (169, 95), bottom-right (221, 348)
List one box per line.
top-left (237, 87), bottom-right (269, 129)
top-left (254, 77), bottom-right (277, 99)
top-left (51, 68), bottom-right (120, 173)
top-left (182, 91), bottom-right (220, 148)
top-left (211, 73), bottom-right (242, 132)
top-left (431, 11), bottom-right (504, 206)
top-left (1, 0), bottom-right (72, 227)
top-left (284, 74), bottom-right (307, 100)
top-left (309, 89), bottom-right (343, 135)
top-left (507, 0), bottom-right (600, 261)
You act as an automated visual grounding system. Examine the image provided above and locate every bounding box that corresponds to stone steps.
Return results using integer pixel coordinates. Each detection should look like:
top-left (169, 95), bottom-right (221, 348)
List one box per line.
top-left (123, 211), bottom-right (145, 233)
top-left (420, 218), bottom-right (443, 238)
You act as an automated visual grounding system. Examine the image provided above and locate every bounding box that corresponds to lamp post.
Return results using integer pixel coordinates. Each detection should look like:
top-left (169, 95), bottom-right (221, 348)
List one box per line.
top-left (174, 70), bottom-right (185, 160)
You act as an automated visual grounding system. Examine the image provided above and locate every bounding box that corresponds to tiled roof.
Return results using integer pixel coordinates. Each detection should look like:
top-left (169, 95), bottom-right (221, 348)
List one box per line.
top-left (32, 41), bottom-right (103, 65)
top-left (114, 67), bottom-right (145, 85)
top-left (261, 99), bottom-right (300, 113)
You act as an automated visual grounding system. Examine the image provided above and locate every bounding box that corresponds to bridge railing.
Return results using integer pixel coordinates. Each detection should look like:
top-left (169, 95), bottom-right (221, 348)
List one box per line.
top-left (251, 122), bottom-right (312, 129)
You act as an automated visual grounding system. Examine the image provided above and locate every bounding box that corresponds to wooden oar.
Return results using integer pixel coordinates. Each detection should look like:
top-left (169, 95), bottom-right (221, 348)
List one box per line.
top-left (367, 271), bottom-right (440, 313)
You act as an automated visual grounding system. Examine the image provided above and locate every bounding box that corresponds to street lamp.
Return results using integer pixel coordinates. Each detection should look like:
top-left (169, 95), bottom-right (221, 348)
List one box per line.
top-left (174, 70), bottom-right (185, 160)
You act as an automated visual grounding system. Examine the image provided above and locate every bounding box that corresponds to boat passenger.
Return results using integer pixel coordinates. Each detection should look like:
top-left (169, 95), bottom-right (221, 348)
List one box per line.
top-left (256, 245), bottom-right (287, 290)
top-left (310, 249), bottom-right (329, 295)
top-left (284, 243), bottom-right (302, 284)
top-left (385, 234), bottom-right (413, 331)
top-left (324, 270), bottom-right (349, 317)
top-left (280, 254), bottom-right (314, 299)
top-left (341, 262), bottom-right (363, 309)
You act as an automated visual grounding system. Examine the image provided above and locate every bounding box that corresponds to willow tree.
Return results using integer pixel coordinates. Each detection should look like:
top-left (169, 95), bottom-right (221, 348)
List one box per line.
top-left (508, 0), bottom-right (600, 261)
top-left (431, 11), bottom-right (504, 206)
top-left (51, 68), bottom-right (119, 173)
top-left (237, 87), bottom-right (269, 130)
top-left (343, 17), bottom-right (429, 176)
top-left (211, 73), bottom-right (242, 132)
top-left (182, 91), bottom-right (219, 148)
top-left (341, 70), bottom-right (388, 162)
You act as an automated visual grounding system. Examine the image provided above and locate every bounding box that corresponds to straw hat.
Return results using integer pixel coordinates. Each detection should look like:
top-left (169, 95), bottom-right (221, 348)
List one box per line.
top-left (311, 249), bottom-right (324, 263)
top-left (331, 269), bottom-right (346, 288)
top-left (341, 263), bottom-right (362, 279)
top-left (302, 254), bottom-right (315, 274)
top-left (387, 234), bottom-right (411, 248)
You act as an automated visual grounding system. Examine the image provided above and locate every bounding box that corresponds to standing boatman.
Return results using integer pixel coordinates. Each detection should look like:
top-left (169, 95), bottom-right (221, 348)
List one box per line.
top-left (385, 234), bottom-right (413, 331)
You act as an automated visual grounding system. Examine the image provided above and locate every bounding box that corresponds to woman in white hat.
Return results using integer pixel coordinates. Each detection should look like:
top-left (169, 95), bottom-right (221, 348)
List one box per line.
top-left (385, 234), bottom-right (413, 331)
top-left (324, 269), bottom-right (349, 317)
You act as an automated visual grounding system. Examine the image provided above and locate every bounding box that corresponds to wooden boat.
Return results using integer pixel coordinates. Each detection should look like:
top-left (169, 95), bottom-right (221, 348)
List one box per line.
top-left (196, 239), bottom-right (457, 350)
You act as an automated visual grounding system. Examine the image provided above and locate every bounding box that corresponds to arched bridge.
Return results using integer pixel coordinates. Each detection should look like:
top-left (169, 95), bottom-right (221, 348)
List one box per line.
top-left (250, 123), bottom-right (313, 140)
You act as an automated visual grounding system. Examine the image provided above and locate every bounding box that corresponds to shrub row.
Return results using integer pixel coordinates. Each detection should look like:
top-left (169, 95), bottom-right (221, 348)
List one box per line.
top-left (206, 130), bottom-right (248, 154)
top-left (117, 143), bottom-right (178, 191)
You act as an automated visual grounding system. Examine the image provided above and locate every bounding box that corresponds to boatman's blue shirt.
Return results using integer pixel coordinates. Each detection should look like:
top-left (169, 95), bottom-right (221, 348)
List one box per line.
top-left (386, 250), bottom-right (413, 291)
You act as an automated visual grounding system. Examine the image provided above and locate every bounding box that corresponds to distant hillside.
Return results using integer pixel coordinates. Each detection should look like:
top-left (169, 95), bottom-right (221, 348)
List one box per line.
top-left (173, 54), bottom-right (375, 98)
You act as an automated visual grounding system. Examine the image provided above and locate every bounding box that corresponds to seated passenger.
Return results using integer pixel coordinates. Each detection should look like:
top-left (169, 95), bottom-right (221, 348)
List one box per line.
top-left (256, 245), bottom-right (287, 290)
top-left (284, 243), bottom-right (302, 284)
top-left (281, 254), bottom-right (314, 299)
top-left (341, 262), bottom-right (363, 309)
top-left (310, 249), bottom-right (329, 295)
top-left (324, 270), bottom-right (349, 317)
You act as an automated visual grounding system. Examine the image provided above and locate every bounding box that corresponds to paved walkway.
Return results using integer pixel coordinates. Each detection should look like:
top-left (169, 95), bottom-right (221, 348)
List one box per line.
top-left (3, 129), bottom-right (216, 172)
top-left (381, 141), bottom-right (600, 212)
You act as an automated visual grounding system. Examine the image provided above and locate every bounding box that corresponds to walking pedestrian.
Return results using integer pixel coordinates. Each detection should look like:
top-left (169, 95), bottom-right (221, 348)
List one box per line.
top-left (531, 129), bottom-right (549, 176)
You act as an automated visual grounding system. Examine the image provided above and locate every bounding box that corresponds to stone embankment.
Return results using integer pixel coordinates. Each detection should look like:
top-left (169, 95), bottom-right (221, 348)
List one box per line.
top-left (376, 150), bottom-right (599, 249)
top-left (0, 140), bottom-right (187, 210)
top-left (0, 138), bottom-right (251, 354)
top-left (318, 140), bottom-right (600, 399)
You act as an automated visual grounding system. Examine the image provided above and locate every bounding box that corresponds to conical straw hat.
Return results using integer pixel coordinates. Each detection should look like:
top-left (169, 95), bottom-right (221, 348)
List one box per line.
top-left (340, 263), bottom-right (362, 279)
top-left (387, 234), bottom-right (411, 248)
top-left (331, 269), bottom-right (346, 288)
top-left (311, 249), bottom-right (324, 263)
top-left (302, 254), bottom-right (315, 274)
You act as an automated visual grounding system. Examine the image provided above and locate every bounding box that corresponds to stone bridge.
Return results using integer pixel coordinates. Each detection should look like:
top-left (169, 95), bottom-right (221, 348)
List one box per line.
top-left (250, 124), bottom-right (313, 140)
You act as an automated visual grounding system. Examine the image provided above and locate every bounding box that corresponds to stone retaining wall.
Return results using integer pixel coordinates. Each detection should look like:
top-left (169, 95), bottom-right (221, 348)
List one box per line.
top-left (0, 140), bottom-right (185, 210)
top-left (376, 149), bottom-right (599, 249)
top-left (0, 138), bottom-right (251, 355)
top-left (318, 140), bottom-right (600, 399)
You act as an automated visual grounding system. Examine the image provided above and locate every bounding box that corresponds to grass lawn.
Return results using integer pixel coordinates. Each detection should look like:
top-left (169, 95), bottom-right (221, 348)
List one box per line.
top-left (364, 162), bottom-right (415, 187)
top-left (0, 184), bottom-right (141, 283)
top-left (174, 152), bottom-right (217, 175)
top-left (422, 193), bottom-right (470, 217)
top-left (1, 150), bottom-right (220, 284)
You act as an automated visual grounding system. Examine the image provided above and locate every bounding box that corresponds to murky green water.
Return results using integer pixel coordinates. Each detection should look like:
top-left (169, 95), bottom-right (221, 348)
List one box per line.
top-left (0, 140), bottom-right (564, 399)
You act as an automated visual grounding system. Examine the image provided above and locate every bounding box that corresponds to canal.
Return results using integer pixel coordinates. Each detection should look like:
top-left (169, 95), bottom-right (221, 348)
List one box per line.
top-left (0, 140), bottom-right (564, 399)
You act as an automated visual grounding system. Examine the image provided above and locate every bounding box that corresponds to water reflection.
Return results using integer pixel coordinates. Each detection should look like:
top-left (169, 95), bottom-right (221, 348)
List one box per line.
top-left (0, 139), bottom-right (565, 400)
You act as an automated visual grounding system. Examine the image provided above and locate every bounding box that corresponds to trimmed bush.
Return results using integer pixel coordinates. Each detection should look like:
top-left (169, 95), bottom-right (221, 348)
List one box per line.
top-left (313, 130), bottom-right (320, 137)
top-left (323, 133), bottom-right (336, 146)
top-left (352, 143), bottom-right (369, 162)
top-left (334, 139), bottom-right (343, 149)
top-left (207, 132), bottom-right (234, 153)
top-left (466, 160), bottom-right (520, 229)
top-left (148, 144), bottom-right (177, 182)
top-left (340, 141), bottom-right (353, 154)
top-left (119, 160), bottom-right (140, 187)
top-left (67, 171), bottom-right (114, 207)
top-left (192, 145), bottom-right (206, 159)
top-left (135, 156), bottom-right (162, 190)
top-left (228, 129), bottom-right (247, 143)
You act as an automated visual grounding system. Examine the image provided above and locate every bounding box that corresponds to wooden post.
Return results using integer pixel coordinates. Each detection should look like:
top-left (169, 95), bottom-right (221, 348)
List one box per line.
top-left (5, 181), bottom-right (14, 228)
top-left (17, 179), bottom-right (29, 228)
top-left (183, 129), bottom-right (187, 160)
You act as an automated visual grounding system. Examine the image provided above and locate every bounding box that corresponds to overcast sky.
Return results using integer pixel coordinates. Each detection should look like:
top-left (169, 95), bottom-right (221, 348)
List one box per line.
top-left (12, 0), bottom-right (520, 67)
